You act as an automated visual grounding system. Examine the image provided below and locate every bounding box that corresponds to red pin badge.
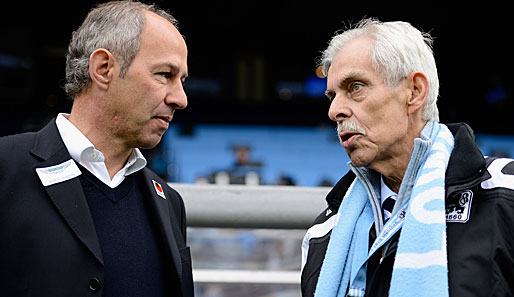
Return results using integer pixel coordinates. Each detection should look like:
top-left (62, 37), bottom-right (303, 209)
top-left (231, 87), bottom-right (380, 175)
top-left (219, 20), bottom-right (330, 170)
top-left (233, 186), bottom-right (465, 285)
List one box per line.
top-left (152, 180), bottom-right (166, 199)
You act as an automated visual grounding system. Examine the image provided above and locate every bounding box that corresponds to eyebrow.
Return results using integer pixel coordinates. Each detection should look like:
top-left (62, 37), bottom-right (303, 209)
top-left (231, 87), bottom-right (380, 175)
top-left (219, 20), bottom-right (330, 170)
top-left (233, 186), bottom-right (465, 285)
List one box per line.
top-left (158, 62), bottom-right (189, 80)
top-left (325, 90), bottom-right (335, 101)
top-left (325, 71), bottom-right (366, 100)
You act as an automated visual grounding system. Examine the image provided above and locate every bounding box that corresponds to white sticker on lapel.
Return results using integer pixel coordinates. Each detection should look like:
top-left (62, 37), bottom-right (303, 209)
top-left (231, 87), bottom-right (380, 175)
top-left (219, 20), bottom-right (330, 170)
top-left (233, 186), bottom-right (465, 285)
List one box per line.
top-left (152, 180), bottom-right (166, 199)
top-left (35, 159), bottom-right (82, 187)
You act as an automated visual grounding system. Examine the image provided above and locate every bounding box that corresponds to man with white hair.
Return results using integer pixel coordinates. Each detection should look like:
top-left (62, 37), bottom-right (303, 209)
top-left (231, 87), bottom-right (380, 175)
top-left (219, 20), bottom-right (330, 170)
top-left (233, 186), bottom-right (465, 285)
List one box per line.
top-left (301, 18), bottom-right (514, 297)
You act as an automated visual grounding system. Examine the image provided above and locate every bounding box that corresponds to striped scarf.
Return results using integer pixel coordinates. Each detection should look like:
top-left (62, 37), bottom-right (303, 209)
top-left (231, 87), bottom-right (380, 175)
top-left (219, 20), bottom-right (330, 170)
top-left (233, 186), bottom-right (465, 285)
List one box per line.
top-left (314, 122), bottom-right (454, 297)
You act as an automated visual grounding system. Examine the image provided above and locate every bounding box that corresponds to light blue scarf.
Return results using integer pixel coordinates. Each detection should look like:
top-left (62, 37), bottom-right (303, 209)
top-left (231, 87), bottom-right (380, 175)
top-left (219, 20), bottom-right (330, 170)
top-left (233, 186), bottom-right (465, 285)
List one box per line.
top-left (314, 122), bottom-right (454, 297)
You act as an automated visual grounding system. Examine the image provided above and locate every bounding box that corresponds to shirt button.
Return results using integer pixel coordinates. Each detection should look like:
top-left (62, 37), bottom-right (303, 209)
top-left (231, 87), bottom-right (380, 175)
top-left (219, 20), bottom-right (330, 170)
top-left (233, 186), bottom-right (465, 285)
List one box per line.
top-left (89, 278), bottom-right (101, 292)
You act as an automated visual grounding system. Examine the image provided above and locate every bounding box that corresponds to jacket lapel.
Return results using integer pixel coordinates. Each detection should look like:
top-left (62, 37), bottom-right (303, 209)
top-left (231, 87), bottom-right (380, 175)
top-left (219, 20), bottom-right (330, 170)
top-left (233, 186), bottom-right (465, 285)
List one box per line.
top-left (140, 169), bottom-right (183, 279)
top-left (31, 119), bottom-right (103, 265)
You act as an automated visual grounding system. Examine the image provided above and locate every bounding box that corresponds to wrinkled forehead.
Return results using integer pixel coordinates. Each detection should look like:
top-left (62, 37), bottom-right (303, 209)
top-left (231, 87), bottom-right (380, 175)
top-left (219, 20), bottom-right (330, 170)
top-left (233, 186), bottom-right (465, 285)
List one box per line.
top-left (327, 37), bottom-right (375, 81)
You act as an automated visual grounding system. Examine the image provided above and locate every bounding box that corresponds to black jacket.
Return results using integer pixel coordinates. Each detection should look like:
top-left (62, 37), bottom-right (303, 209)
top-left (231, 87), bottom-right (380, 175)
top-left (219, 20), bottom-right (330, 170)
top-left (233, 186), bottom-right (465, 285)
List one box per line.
top-left (0, 119), bottom-right (194, 297)
top-left (301, 123), bottom-right (514, 297)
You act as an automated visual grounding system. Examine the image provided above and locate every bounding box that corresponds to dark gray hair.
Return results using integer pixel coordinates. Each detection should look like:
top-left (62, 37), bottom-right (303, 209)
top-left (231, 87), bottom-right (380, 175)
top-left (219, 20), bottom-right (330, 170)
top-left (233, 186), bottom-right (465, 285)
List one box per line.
top-left (64, 1), bottom-right (178, 99)
top-left (320, 18), bottom-right (439, 121)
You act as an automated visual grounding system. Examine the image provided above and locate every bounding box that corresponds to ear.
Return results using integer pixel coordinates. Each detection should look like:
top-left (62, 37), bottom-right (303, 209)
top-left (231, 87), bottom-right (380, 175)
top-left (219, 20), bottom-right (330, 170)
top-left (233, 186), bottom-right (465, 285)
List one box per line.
top-left (89, 48), bottom-right (116, 91)
top-left (407, 71), bottom-right (429, 116)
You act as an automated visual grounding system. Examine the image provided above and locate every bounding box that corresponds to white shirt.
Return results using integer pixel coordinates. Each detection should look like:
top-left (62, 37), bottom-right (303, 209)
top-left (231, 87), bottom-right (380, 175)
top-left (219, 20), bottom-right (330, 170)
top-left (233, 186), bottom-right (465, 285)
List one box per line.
top-left (380, 176), bottom-right (397, 208)
top-left (55, 113), bottom-right (147, 188)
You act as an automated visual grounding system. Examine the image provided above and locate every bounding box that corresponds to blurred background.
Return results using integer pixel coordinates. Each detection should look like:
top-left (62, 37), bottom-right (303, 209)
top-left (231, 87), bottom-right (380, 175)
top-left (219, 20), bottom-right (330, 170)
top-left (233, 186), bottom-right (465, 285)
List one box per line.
top-left (1, 1), bottom-right (512, 296)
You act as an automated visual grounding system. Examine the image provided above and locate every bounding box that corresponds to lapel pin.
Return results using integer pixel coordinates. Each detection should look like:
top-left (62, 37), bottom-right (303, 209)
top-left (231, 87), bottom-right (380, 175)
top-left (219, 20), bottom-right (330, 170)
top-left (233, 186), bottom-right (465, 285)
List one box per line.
top-left (152, 180), bottom-right (166, 199)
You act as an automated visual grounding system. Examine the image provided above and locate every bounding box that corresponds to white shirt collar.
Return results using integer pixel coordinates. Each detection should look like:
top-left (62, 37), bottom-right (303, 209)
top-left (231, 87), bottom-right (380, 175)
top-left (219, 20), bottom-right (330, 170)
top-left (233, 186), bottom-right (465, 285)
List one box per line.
top-left (380, 175), bottom-right (397, 207)
top-left (55, 113), bottom-right (147, 188)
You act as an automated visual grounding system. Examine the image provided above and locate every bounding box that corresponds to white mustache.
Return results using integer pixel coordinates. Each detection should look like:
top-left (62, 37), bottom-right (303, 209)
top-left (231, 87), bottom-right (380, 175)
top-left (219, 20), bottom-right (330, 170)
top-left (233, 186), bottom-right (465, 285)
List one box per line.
top-left (337, 121), bottom-right (366, 135)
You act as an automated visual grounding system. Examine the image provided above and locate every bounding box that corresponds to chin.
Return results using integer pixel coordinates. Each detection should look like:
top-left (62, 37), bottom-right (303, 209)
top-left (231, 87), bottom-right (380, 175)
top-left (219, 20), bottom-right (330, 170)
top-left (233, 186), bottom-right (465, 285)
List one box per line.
top-left (350, 160), bottom-right (371, 168)
top-left (137, 128), bottom-right (167, 147)
top-left (138, 137), bottom-right (163, 149)
top-left (348, 151), bottom-right (372, 168)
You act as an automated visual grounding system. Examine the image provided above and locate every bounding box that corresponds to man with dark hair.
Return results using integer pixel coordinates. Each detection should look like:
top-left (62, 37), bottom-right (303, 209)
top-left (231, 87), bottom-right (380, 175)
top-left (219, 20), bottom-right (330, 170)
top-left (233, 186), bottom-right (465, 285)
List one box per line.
top-left (0, 1), bottom-right (193, 296)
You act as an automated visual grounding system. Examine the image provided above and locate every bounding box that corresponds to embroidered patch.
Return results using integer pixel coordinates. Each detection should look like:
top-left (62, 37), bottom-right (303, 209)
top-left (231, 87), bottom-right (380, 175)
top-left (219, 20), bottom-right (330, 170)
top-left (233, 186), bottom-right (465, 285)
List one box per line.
top-left (446, 190), bottom-right (473, 223)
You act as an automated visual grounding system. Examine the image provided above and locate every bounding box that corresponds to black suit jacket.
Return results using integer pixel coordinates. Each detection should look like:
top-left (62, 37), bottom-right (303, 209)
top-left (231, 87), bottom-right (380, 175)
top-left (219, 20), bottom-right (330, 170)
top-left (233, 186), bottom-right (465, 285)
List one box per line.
top-left (0, 119), bottom-right (194, 297)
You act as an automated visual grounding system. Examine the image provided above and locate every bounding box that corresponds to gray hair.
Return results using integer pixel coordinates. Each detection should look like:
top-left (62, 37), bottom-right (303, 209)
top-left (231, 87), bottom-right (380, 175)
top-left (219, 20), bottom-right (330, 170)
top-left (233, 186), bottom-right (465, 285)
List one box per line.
top-left (64, 1), bottom-right (178, 99)
top-left (319, 18), bottom-right (439, 121)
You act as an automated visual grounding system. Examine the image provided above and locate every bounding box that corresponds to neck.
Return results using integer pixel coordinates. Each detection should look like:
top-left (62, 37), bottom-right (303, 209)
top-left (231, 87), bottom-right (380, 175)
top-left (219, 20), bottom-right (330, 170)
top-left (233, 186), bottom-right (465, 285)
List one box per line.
top-left (381, 172), bottom-right (403, 194)
top-left (68, 99), bottom-right (132, 179)
top-left (373, 119), bottom-right (429, 193)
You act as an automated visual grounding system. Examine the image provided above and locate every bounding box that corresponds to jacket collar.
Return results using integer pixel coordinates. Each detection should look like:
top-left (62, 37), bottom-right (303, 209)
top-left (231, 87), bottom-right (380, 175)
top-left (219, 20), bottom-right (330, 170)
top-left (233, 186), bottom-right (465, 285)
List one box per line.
top-left (30, 118), bottom-right (68, 161)
top-left (445, 123), bottom-right (486, 186)
top-left (31, 119), bottom-right (104, 265)
top-left (326, 169), bottom-right (355, 212)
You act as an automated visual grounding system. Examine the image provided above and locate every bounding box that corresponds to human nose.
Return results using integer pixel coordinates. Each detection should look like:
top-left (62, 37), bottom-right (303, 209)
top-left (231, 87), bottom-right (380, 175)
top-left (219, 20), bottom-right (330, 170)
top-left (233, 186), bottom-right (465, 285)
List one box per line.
top-left (166, 80), bottom-right (188, 109)
top-left (328, 94), bottom-right (351, 122)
